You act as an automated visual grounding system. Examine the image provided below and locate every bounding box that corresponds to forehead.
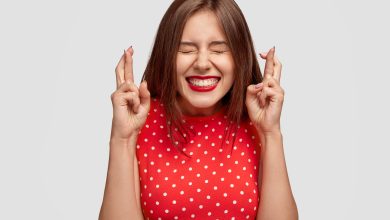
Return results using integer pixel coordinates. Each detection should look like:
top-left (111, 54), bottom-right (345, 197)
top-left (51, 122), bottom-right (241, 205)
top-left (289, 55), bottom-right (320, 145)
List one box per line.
top-left (181, 9), bottom-right (226, 42)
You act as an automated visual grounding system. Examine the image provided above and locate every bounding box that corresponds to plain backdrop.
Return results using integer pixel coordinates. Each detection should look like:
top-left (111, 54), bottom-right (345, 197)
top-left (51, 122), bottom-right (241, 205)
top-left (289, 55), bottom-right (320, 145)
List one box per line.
top-left (0, 0), bottom-right (389, 219)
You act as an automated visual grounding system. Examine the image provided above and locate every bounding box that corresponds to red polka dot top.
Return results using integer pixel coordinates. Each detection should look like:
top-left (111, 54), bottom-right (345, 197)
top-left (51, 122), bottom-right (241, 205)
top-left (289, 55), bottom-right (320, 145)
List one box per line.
top-left (136, 98), bottom-right (261, 220)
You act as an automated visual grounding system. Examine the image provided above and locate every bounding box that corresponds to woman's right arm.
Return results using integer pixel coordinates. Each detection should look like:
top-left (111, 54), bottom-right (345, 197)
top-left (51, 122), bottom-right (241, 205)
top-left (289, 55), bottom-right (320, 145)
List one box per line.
top-left (99, 47), bottom-right (150, 220)
top-left (99, 134), bottom-right (143, 220)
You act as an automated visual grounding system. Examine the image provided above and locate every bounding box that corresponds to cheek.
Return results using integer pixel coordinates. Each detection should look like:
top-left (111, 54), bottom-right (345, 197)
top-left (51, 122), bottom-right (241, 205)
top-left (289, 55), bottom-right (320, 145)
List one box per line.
top-left (176, 56), bottom-right (194, 76)
top-left (212, 55), bottom-right (235, 77)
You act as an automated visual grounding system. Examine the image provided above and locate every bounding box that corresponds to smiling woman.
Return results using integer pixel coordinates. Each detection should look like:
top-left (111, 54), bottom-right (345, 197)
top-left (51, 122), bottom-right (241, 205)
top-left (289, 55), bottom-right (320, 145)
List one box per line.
top-left (99, 0), bottom-right (298, 219)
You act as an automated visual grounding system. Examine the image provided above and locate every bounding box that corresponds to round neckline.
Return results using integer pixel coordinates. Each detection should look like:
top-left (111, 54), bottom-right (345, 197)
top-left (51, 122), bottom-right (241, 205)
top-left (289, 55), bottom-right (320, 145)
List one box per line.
top-left (181, 106), bottom-right (227, 122)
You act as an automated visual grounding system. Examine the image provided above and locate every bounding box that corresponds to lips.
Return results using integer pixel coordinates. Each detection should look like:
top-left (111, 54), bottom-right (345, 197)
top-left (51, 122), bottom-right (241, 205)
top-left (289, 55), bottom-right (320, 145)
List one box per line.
top-left (186, 76), bottom-right (220, 92)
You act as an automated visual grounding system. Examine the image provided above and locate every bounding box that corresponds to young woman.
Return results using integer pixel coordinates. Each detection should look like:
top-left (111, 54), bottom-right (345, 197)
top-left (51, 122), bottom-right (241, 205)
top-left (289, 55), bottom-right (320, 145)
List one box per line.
top-left (99, 0), bottom-right (298, 219)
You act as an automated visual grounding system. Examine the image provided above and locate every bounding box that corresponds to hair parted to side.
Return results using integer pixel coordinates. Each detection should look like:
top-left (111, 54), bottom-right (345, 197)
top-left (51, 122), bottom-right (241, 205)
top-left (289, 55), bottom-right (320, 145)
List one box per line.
top-left (142, 0), bottom-right (262, 154)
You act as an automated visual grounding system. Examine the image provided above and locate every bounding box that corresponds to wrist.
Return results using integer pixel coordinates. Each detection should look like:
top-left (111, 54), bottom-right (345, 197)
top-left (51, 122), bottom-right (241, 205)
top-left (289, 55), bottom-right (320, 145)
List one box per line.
top-left (110, 132), bottom-right (139, 149)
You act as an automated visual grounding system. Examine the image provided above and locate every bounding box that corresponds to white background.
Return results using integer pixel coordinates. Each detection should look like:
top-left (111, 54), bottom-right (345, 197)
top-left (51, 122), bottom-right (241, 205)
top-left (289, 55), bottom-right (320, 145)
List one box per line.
top-left (0, 0), bottom-right (388, 219)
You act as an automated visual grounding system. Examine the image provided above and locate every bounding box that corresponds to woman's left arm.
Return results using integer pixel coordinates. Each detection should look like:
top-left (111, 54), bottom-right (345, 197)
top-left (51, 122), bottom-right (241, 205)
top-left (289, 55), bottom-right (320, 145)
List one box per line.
top-left (256, 130), bottom-right (298, 220)
top-left (245, 47), bottom-right (298, 220)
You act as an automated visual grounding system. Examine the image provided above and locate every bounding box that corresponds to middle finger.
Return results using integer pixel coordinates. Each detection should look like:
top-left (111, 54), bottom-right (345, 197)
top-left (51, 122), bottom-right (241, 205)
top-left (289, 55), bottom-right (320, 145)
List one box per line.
top-left (263, 47), bottom-right (275, 79)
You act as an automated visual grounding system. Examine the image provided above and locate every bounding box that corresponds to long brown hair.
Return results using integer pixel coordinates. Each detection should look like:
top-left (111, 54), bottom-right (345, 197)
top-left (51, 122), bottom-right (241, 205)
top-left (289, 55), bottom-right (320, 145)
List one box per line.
top-left (142, 0), bottom-right (262, 153)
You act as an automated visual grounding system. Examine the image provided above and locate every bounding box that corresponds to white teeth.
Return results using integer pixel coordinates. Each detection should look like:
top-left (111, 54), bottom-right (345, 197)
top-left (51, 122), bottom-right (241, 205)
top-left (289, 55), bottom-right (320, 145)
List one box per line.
top-left (188, 78), bottom-right (219, 87)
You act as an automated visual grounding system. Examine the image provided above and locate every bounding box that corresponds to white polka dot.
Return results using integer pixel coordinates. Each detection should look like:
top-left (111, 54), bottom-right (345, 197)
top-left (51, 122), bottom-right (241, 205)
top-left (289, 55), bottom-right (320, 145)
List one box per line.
top-left (224, 210), bottom-right (228, 214)
top-left (163, 192), bottom-right (167, 196)
top-left (198, 132), bottom-right (202, 135)
top-left (196, 159), bottom-right (201, 163)
top-left (204, 165), bottom-right (208, 169)
top-left (216, 202), bottom-right (220, 207)
top-left (205, 179), bottom-right (209, 183)
top-left (165, 209), bottom-right (169, 213)
top-left (240, 191), bottom-right (244, 195)
top-left (211, 157), bottom-right (216, 160)
top-left (241, 208), bottom-right (245, 212)
top-left (155, 201), bottom-right (159, 205)
top-left (144, 153), bottom-right (148, 157)
top-left (221, 177), bottom-right (225, 181)
top-left (144, 138), bottom-right (148, 142)
top-left (188, 182), bottom-right (192, 186)
top-left (228, 169), bottom-right (232, 173)
top-left (172, 200), bottom-right (176, 204)
top-left (159, 139), bottom-right (163, 143)
top-left (207, 195), bottom-right (211, 199)
top-left (230, 183), bottom-right (234, 188)
top-left (214, 186), bottom-right (218, 190)
top-left (233, 200), bottom-right (237, 204)
top-left (172, 184), bottom-right (176, 188)
top-left (208, 211), bottom-right (212, 216)
top-left (199, 204), bottom-right (203, 209)
top-left (223, 193), bottom-right (228, 197)
top-left (191, 214), bottom-right (195, 218)
top-left (227, 154), bottom-right (231, 158)
top-left (166, 162), bottom-right (170, 166)
top-left (180, 191), bottom-right (184, 195)
top-left (196, 173), bottom-right (201, 177)
top-left (204, 151), bottom-right (208, 155)
top-left (189, 197), bottom-right (194, 202)
top-left (182, 207), bottom-right (186, 211)
top-left (197, 188), bottom-right (201, 192)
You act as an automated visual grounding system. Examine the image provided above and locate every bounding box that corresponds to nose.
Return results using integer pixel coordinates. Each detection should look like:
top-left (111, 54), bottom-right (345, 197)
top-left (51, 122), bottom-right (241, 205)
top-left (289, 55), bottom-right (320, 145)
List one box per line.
top-left (194, 50), bottom-right (211, 72)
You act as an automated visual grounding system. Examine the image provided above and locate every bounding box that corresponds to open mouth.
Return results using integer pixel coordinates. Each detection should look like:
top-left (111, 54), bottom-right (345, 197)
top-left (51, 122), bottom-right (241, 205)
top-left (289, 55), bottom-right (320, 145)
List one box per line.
top-left (186, 76), bottom-right (220, 92)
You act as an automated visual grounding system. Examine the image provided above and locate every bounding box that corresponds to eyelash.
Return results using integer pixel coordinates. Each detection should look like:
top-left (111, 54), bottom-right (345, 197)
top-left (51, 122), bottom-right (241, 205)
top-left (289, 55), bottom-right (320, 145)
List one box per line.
top-left (178, 50), bottom-right (227, 54)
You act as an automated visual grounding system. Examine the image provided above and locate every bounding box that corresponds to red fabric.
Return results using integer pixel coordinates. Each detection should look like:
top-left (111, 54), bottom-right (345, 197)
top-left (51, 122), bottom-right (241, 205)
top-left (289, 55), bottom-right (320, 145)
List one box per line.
top-left (136, 98), bottom-right (261, 220)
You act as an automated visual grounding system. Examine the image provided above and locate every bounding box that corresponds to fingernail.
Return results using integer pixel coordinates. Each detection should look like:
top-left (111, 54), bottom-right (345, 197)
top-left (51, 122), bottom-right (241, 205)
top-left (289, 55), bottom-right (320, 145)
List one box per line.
top-left (255, 83), bottom-right (263, 89)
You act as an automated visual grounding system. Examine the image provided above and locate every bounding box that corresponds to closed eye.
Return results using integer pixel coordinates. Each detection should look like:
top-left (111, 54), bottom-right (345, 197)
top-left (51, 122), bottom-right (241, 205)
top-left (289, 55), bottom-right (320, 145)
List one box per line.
top-left (178, 50), bottom-right (197, 54)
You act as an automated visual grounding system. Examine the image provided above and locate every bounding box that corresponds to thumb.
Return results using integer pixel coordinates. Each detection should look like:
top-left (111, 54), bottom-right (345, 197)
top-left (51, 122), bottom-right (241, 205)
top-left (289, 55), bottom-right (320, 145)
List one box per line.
top-left (139, 80), bottom-right (151, 110)
top-left (246, 83), bottom-right (263, 99)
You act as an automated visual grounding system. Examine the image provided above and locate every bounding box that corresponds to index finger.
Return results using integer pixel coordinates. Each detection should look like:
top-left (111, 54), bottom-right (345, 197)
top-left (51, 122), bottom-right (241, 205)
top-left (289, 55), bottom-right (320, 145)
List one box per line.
top-left (124, 46), bottom-right (135, 83)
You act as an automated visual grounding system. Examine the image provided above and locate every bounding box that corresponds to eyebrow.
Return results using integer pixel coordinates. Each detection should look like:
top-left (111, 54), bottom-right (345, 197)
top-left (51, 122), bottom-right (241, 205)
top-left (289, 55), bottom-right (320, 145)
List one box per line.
top-left (179, 41), bottom-right (228, 46)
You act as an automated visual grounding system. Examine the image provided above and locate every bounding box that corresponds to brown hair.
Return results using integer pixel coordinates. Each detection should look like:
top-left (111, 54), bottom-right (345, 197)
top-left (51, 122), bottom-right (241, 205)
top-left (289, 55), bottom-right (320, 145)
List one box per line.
top-left (142, 0), bottom-right (262, 154)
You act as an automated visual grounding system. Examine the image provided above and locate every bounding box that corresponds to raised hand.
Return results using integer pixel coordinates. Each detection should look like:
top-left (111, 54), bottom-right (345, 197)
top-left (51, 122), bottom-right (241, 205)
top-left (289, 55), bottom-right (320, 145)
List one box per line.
top-left (110, 46), bottom-right (151, 141)
top-left (245, 47), bottom-right (284, 134)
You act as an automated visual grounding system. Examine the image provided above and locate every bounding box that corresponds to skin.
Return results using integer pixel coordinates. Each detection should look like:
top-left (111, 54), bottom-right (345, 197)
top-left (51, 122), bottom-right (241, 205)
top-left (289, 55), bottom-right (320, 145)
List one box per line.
top-left (176, 10), bottom-right (235, 116)
top-left (99, 9), bottom-right (298, 220)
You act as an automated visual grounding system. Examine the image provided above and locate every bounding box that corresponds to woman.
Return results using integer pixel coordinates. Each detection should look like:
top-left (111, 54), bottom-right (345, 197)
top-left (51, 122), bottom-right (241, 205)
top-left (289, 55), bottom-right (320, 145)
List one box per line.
top-left (99, 0), bottom-right (298, 219)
